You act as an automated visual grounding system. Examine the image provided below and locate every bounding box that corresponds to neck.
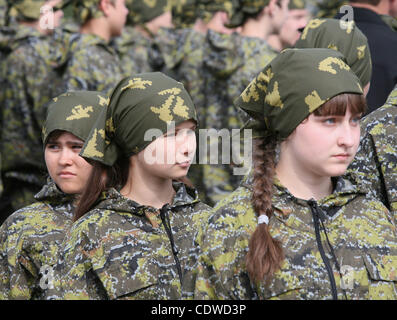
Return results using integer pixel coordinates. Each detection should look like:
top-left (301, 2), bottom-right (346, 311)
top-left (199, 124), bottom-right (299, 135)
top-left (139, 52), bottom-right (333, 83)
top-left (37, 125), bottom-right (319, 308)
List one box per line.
top-left (121, 168), bottom-right (175, 209)
top-left (80, 18), bottom-right (110, 42)
top-left (266, 34), bottom-right (283, 52)
top-left (134, 24), bottom-right (152, 38)
top-left (275, 156), bottom-right (333, 201)
top-left (350, 2), bottom-right (389, 15)
top-left (240, 15), bottom-right (273, 40)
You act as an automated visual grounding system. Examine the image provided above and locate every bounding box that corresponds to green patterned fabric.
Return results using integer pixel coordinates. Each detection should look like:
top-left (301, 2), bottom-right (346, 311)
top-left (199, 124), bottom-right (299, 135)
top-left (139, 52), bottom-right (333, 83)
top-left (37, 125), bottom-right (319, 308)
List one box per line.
top-left (42, 91), bottom-right (109, 145)
top-left (80, 72), bottom-right (198, 166)
top-left (227, 0), bottom-right (270, 27)
top-left (234, 48), bottom-right (363, 139)
top-left (125, 0), bottom-right (172, 25)
top-left (295, 18), bottom-right (372, 87)
top-left (69, 0), bottom-right (104, 25)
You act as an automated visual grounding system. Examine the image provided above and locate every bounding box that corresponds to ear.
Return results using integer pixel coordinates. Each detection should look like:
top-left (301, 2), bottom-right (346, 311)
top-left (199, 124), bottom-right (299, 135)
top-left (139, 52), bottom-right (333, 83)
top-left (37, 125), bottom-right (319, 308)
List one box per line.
top-left (266, 0), bottom-right (279, 16)
top-left (99, 0), bottom-right (112, 16)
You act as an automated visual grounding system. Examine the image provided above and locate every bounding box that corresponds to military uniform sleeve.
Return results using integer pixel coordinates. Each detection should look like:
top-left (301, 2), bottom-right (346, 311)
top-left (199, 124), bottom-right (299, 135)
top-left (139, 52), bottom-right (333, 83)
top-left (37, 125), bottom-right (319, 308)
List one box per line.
top-left (46, 229), bottom-right (106, 300)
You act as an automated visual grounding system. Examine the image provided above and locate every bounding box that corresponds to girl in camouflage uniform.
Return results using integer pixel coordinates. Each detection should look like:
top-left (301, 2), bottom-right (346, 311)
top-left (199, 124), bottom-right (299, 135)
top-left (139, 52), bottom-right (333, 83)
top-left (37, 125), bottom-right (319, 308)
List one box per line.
top-left (47, 73), bottom-right (211, 300)
top-left (194, 48), bottom-right (397, 300)
top-left (0, 91), bottom-right (106, 299)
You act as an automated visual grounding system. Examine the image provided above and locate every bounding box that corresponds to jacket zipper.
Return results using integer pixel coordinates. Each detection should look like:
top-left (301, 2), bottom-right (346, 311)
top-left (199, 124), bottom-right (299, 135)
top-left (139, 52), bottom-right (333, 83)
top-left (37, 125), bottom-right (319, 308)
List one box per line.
top-left (159, 204), bottom-right (183, 285)
top-left (308, 200), bottom-right (338, 300)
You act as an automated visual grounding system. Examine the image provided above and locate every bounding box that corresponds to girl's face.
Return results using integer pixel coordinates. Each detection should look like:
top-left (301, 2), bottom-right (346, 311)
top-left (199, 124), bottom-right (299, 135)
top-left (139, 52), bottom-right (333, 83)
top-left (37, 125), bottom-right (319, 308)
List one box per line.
top-left (45, 131), bottom-right (93, 194)
top-left (135, 120), bottom-right (197, 180)
top-left (281, 105), bottom-right (361, 179)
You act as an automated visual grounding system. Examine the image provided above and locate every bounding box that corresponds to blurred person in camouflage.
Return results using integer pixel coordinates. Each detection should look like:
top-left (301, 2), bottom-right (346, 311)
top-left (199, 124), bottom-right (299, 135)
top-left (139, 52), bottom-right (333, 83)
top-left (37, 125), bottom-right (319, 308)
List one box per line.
top-left (0, 0), bottom-right (68, 224)
top-left (194, 48), bottom-right (397, 300)
top-left (62, 0), bottom-right (128, 93)
top-left (113, 0), bottom-right (175, 76)
top-left (348, 85), bottom-right (397, 221)
top-left (151, 0), bottom-right (241, 202)
top-left (267, 0), bottom-right (311, 51)
top-left (197, 0), bottom-right (289, 206)
top-left (335, 0), bottom-right (397, 113)
top-left (46, 73), bottom-right (211, 300)
top-left (0, 91), bottom-right (106, 300)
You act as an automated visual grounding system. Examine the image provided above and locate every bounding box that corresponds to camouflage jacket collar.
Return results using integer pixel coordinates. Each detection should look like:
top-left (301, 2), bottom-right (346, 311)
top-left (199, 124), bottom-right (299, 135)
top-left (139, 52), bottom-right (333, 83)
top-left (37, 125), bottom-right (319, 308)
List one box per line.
top-left (94, 181), bottom-right (200, 215)
top-left (34, 178), bottom-right (76, 207)
top-left (241, 171), bottom-right (366, 221)
top-left (73, 32), bottom-right (117, 56)
top-left (0, 24), bottom-right (43, 51)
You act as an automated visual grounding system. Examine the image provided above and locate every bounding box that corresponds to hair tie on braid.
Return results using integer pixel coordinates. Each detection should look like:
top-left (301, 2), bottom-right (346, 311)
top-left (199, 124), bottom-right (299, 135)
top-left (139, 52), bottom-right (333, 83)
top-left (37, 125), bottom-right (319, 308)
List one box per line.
top-left (258, 214), bottom-right (269, 225)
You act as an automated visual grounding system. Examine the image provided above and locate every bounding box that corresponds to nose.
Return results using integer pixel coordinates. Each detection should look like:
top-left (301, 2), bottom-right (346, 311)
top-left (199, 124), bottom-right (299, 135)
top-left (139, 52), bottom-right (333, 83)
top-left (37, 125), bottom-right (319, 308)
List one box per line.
top-left (58, 148), bottom-right (73, 166)
top-left (177, 130), bottom-right (197, 157)
top-left (337, 122), bottom-right (357, 148)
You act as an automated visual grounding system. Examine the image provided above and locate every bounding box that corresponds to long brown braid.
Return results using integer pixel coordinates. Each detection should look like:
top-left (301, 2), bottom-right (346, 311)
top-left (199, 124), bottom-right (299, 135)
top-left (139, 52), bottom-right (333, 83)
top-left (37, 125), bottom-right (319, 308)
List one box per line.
top-left (245, 136), bottom-right (284, 283)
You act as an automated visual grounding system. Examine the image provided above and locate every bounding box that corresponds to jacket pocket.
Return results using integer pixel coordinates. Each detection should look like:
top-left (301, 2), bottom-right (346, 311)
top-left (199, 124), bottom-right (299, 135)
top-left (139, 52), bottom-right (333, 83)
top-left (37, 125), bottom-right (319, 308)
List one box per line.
top-left (363, 253), bottom-right (397, 299)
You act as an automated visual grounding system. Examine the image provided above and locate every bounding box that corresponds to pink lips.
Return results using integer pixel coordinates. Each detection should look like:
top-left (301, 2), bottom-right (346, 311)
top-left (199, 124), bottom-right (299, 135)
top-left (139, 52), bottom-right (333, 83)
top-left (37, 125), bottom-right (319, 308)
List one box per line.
top-left (58, 171), bottom-right (76, 178)
top-left (333, 153), bottom-right (350, 160)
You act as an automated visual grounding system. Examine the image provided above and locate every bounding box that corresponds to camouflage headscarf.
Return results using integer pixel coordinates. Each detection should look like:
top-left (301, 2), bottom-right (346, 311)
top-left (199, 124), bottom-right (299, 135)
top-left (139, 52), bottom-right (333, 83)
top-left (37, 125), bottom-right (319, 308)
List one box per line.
top-left (42, 91), bottom-right (108, 146)
top-left (126, 0), bottom-right (172, 25)
top-left (171, 0), bottom-right (198, 28)
top-left (234, 48), bottom-right (363, 139)
top-left (227, 0), bottom-right (270, 28)
top-left (80, 72), bottom-right (198, 166)
top-left (8, 0), bottom-right (68, 21)
top-left (316, 0), bottom-right (348, 19)
top-left (196, 0), bottom-right (238, 23)
top-left (295, 18), bottom-right (372, 87)
top-left (70, 0), bottom-right (104, 25)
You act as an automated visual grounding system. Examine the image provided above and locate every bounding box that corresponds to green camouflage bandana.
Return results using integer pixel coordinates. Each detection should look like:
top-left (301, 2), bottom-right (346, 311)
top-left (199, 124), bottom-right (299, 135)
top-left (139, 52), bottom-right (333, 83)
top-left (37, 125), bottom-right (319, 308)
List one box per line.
top-left (80, 72), bottom-right (198, 166)
top-left (8, 0), bottom-right (47, 20)
top-left (196, 0), bottom-right (238, 22)
top-left (126, 0), bottom-right (172, 25)
top-left (295, 18), bottom-right (372, 87)
top-left (227, 0), bottom-right (270, 28)
top-left (234, 48), bottom-right (363, 139)
top-left (172, 0), bottom-right (197, 28)
top-left (289, 0), bottom-right (306, 10)
top-left (316, 0), bottom-right (348, 19)
top-left (42, 91), bottom-right (109, 146)
top-left (70, 0), bottom-right (104, 25)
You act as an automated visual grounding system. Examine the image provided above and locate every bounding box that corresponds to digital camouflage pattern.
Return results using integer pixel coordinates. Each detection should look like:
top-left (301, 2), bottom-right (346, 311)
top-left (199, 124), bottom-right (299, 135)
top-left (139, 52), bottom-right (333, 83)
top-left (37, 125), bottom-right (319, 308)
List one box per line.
top-left (227, 0), bottom-right (270, 28)
top-left (0, 24), bottom-right (73, 220)
top-left (295, 18), bottom-right (372, 87)
top-left (46, 182), bottom-right (211, 300)
top-left (63, 33), bottom-right (124, 95)
top-left (0, 179), bottom-right (75, 300)
top-left (112, 25), bottom-right (156, 76)
top-left (315, 0), bottom-right (348, 18)
top-left (171, 0), bottom-right (198, 29)
top-left (69, 0), bottom-right (104, 25)
top-left (0, 0), bottom-right (7, 26)
top-left (348, 86), bottom-right (397, 221)
top-left (194, 174), bottom-right (397, 299)
top-left (196, 30), bottom-right (277, 206)
top-left (125, 0), bottom-right (172, 25)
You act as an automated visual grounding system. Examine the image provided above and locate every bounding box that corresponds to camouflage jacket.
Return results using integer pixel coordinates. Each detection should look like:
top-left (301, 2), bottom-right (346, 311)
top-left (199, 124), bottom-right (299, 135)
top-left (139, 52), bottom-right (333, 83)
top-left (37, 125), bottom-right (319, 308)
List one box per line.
top-left (194, 174), bottom-right (397, 300)
top-left (348, 87), bottom-right (397, 220)
top-left (46, 182), bottom-right (211, 300)
top-left (197, 30), bottom-right (277, 206)
top-left (112, 25), bottom-right (156, 76)
top-left (0, 25), bottom-right (74, 210)
top-left (0, 180), bottom-right (75, 300)
top-left (63, 33), bottom-right (124, 95)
